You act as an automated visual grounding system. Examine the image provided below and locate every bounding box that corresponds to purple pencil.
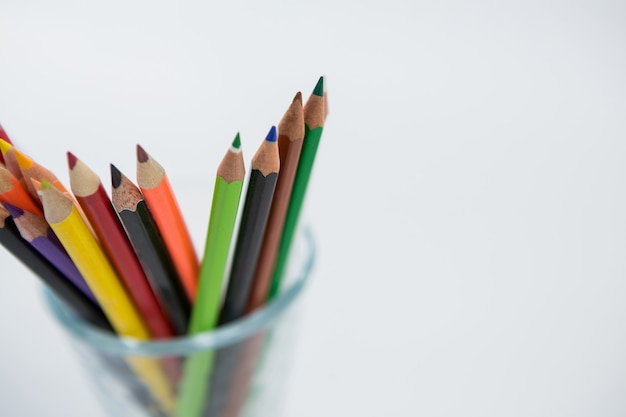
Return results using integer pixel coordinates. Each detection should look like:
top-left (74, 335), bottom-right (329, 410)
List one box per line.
top-left (4, 203), bottom-right (97, 303)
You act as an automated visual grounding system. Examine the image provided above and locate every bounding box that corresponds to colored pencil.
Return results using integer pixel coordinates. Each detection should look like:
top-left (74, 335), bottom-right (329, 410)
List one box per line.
top-left (191, 134), bottom-right (246, 333)
top-left (0, 204), bottom-right (111, 331)
top-left (176, 134), bottom-right (245, 417)
top-left (269, 76), bottom-right (325, 299)
top-left (0, 138), bottom-right (23, 181)
top-left (38, 179), bottom-right (149, 338)
top-left (111, 165), bottom-right (190, 335)
top-left (136, 145), bottom-right (199, 302)
top-left (4, 203), bottom-right (96, 303)
top-left (0, 164), bottom-right (43, 216)
top-left (247, 92), bottom-right (304, 312)
top-left (219, 126), bottom-right (279, 325)
top-left (68, 153), bottom-right (176, 339)
top-left (39, 179), bottom-right (177, 413)
top-left (11, 145), bottom-right (96, 235)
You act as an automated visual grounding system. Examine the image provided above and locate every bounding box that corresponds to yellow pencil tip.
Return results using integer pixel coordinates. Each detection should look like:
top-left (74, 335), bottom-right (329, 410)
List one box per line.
top-left (13, 148), bottom-right (34, 169)
top-left (0, 139), bottom-right (12, 155)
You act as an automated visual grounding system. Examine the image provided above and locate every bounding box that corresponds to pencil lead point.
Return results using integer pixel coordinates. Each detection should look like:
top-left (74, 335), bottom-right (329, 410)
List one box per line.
top-left (265, 126), bottom-right (277, 143)
top-left (0, 139), bottom-right (12, 155)
top-left (110, 164), bottom-right (123, 188)
top-left (232, 132), bottom-right (241, 149)
top-left (136, 144), bottom-right (149, 163)
top-left (67, 152), bottom-right (78, 170)
top-left (13, 149), bottom-right (33, 169)
top-left (4, 202), bottom-right (24, 218)
top-left (293, 91), bottom-right (303, 104)
top-left (40, 178), bottom-right (52, 191)
top-left (312, 76), bottom-right (324, 97)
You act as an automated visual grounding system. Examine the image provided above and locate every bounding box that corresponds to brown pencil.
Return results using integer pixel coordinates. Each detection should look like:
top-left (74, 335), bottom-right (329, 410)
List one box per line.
top-left (247, 92), bottom-right (304, 313)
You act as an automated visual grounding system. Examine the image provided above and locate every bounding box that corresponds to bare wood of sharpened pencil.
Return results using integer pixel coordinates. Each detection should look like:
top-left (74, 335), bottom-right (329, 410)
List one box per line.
top-left (112, 166), bottom-right (190, 335)
top-left (0, 164), bottom-right (43, 216)
top-left (12, 147), bottom-right (69, 198)
top-left (247, 93), bottom-right (305, 312)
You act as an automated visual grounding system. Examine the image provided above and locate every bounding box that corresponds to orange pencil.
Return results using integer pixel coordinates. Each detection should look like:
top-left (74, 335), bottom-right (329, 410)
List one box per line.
top-left (0, 165), bottom-right (43, 216)
top-left (136, 145), bottom-right (199, 301)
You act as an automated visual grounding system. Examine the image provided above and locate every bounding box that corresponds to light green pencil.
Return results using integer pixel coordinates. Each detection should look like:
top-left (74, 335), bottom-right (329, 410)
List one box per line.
top-left (176, 134), bottom-right (245, 417)
top-left (269, 76), bottom-right (325, 299)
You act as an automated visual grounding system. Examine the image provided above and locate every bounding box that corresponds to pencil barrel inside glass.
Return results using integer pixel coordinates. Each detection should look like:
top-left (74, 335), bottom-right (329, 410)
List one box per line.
top-left (45, 225), bottom-right (315, 417)
top-left (0, 76), bottom-right (326, 417)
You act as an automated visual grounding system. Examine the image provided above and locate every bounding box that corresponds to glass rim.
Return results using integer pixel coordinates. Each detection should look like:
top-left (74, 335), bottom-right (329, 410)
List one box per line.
top-left (44, 226), bottom-right (315, 357)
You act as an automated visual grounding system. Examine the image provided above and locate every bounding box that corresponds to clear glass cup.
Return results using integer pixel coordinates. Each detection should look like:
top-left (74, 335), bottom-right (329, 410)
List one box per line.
top-left (44, 226), bottom-right (315, 417)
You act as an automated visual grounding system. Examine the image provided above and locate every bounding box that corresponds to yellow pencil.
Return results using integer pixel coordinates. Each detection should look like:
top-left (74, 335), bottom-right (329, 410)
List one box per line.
top-left (39, 179), bottom-right (147, 337)
top-left (39, 179), bottom-right (176, 413)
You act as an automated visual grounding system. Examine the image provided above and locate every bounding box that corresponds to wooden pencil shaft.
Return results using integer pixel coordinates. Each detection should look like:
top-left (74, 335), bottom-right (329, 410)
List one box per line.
top-left (220, 169), bottom-right (278, 325)
top-left (119, 201), bottom-right (190, 335)
top-left (0, 218), bottom-right (111, 331)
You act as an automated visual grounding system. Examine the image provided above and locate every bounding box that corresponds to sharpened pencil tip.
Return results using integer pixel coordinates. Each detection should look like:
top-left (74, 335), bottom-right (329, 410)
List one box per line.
top-left (13, 149), bottom-right (33, 169)
top-left (67, 152), bottom-right (78, 170)
top-left (313, 76), bottom-right (324, 97)
top-left (265, 126), bottom-right (277, 143)
top-left (110, 164), bottom-right (123, 188)
top-left (0, 139), bottom-right (12, 155)
top-left (136, 144), bottom-right (149, 163)
top-left (4, 202), bottom-right (24, 218)
top-left (232, 133), bottom-right (241, 149)
top-left (294, 91), bottom-right (303, 104)
top-left (40, 178), bottom-right (52, 191)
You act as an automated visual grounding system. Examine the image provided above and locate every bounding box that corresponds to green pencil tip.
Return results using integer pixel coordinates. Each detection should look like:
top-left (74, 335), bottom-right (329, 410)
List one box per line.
top-left (232, 133), bottom-right (241, 149)
top-left (40, 178), bottom-right (52, 190)
top-left (312, 76), bottom-right (324, 97)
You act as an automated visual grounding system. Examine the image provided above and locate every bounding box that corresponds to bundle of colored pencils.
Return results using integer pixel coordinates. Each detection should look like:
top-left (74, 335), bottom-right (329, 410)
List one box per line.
top-left (0, 76), bottom-right (326, 341)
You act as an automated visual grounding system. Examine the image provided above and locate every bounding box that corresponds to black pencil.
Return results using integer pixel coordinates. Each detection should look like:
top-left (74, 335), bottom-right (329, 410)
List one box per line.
top-left (219, 126), bottom-right (280, 325)
top-left (110, 164), bottom-right (190, 335)
top-left (0, 205), bottom-right (112, 331)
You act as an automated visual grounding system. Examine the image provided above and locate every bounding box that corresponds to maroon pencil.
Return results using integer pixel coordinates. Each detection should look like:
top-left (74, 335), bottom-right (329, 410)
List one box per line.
top-left (4, 202), bottom-right (96, 303)
top-left (68, 152), bottom-right (176, 339)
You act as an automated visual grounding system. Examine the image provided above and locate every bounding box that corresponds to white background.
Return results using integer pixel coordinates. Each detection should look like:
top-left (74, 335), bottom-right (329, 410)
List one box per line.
top-left (1, 1), bottom-right (626, 416)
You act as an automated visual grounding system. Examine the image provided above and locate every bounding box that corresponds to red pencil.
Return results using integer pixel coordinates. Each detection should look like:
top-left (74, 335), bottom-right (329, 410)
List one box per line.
top-left (68, 152), bottom-right (176, 339)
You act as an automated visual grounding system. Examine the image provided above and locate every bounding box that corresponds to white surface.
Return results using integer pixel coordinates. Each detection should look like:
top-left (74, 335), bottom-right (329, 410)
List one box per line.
top-left (1, 1), bottom-right (626, 416)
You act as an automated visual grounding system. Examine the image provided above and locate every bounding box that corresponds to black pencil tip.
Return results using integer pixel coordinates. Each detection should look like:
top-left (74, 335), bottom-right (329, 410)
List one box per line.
top-left (110, 164), bottom-right (122, 188)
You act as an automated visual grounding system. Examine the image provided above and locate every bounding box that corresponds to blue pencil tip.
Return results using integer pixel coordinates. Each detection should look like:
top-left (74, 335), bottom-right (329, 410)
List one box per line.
top-left (265, 126), bottom-right (278, 143)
